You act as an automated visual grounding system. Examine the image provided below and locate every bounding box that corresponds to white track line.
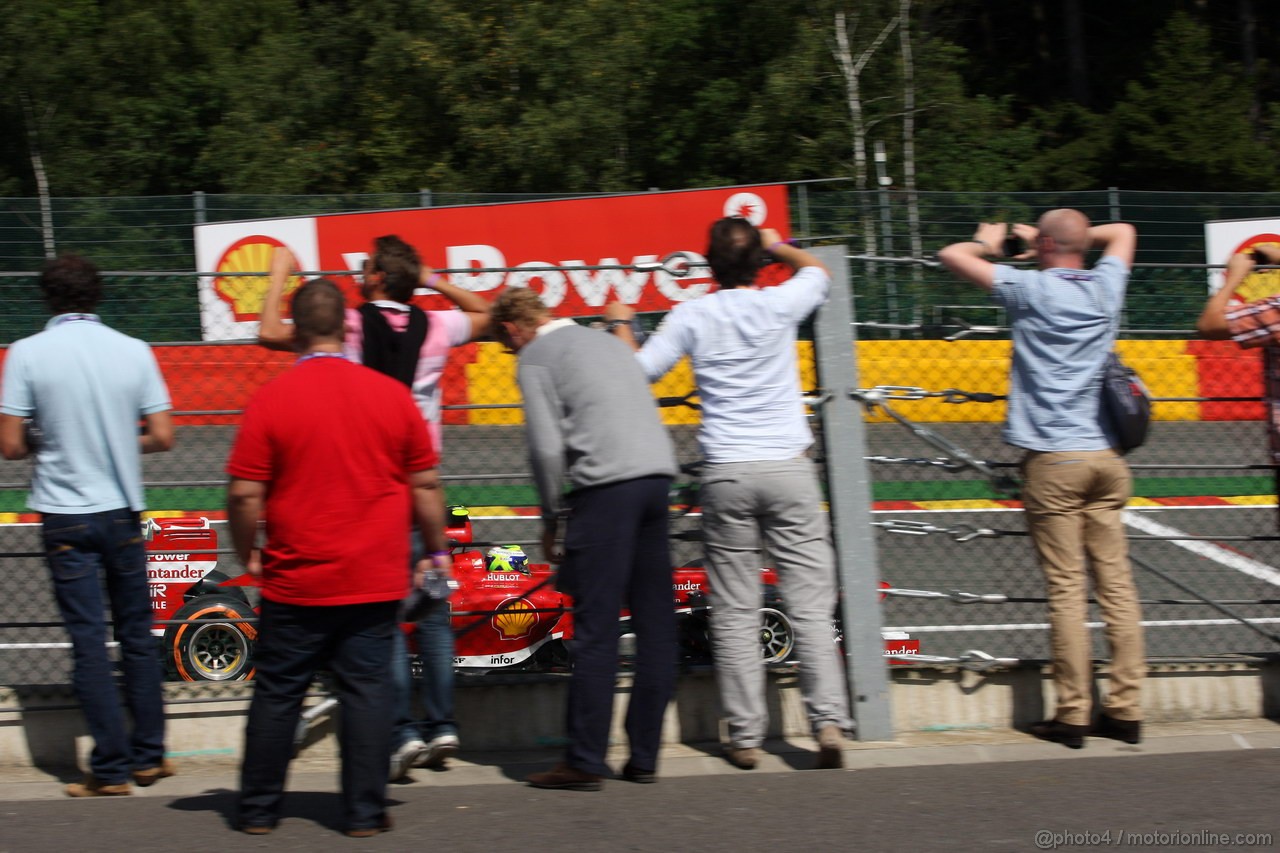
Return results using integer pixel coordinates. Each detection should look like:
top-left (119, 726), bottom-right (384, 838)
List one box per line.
top-left (1122, 509), bottom-right (1280, 588)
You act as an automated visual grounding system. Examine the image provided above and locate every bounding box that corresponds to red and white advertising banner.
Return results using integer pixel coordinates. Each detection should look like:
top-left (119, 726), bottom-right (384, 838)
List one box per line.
top-left (1204, 217), bottom-right (1280, 305)
top-left (194, 185), bottom-right (790, 340)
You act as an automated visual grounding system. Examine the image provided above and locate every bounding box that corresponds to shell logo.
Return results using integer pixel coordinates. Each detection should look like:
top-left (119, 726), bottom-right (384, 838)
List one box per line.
top-left (1227, 235), bottom-right (1280, 306)
top-left (492, 598), bottom-right (537, 640)
top-left (213, 236), bottom-right (302, 321)
top-left (723, 192), bottom-right (767, 226)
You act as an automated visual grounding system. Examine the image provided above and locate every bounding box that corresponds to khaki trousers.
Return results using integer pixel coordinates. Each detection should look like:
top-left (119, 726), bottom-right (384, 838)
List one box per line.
top-left (1021, 450), bottom-right (1145, 726)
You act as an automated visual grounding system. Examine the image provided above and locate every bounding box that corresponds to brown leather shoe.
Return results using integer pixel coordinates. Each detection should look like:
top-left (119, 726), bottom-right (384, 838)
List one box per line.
top-left (65, 776), bottom-right (131, 798)
top-left (724, 746), bottom-right (761, 770)
top-left (526, 762), bottom-right (603, 791)
top-left (815, 724), bottom-right (845, 769)
top-left (132, 759), bottom-right (176, 788)
top-left (1028, 719), bottom-right (1088, 749)
top-left (344, 814), bottom-right (393, 838)
top-left (1093, 714), bottom-right (1142, 745)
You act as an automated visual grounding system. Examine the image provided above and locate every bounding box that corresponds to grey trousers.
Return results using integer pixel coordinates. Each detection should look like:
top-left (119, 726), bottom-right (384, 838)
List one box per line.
top-left (700, 456), bottom-right (853, 747)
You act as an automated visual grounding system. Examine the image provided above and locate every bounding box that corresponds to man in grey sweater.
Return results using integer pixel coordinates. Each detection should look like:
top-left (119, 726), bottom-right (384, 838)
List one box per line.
top-left (492, 286), bottom-right (678, 791)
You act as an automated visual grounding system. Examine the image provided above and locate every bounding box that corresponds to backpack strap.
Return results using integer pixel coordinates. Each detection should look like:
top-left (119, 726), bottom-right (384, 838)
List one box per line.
top-left (357, 302), bottom-right (428, 387)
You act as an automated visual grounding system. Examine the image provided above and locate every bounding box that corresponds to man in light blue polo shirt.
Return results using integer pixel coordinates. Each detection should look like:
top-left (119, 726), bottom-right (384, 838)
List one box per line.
top-left (939, 211), bottom-right (1144, 750)
top-left (0, 254), bottom-right (175, 797)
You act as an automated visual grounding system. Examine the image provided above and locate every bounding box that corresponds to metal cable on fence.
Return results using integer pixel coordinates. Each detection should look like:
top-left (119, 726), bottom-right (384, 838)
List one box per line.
top-left (881, 585), bottom-right (1280, 607)
top-left (884, 649), bottom-right (1020, 670)
top-left (875, 519), bottom-right (1280, 643)
top-left (851, 387), bottom-right (1022, 497)
top-left (875, 518), bottom-right (1280, 543)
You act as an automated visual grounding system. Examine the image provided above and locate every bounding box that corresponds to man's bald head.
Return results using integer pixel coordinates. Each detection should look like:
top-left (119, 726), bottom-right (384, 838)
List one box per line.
top-left (1037, 209), bottom-right (1091, 257)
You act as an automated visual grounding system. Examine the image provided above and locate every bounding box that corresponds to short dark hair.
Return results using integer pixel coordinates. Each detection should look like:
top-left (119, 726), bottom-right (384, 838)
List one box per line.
top-left (290, 278), bottom-right (346, 344)
top-left (371, 234), bottom-right (421, 302)
top-left (40, 254), bottom-right (103, 314)
top-left (706, 217), bottom-right (763, 288)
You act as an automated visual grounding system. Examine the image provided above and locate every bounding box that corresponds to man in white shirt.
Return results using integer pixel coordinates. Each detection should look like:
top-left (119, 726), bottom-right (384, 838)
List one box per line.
top-left (607, 217), bottom-right (852, 770)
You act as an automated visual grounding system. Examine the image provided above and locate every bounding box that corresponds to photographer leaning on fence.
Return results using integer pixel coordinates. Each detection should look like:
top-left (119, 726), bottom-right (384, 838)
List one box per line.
top-left (937, 211), bottom-right (1145, 750)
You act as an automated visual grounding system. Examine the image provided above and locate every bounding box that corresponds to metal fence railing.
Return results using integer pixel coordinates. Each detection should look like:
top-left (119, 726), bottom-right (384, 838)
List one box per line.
top-left (3, 206), bottom-right (1279, 694)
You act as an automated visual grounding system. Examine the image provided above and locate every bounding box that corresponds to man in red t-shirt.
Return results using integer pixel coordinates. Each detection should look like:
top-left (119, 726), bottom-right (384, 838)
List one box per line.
top-left (226, 278), bottom-right (448, 838)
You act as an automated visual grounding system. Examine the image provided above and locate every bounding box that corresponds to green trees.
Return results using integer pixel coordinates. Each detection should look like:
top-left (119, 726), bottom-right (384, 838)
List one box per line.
top-left (0, 1), bottom-right (1277, 196)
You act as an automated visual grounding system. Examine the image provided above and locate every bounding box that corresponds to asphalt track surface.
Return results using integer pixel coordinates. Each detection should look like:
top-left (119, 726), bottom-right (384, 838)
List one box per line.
top-left (0, 722), bottom-right (1277, 852)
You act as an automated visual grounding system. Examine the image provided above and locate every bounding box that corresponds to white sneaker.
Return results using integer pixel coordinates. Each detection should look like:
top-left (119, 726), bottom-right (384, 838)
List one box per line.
top-left (390, 738), bottom-right (427, 781)
top-left (416, 733), bottom-right (460, 769)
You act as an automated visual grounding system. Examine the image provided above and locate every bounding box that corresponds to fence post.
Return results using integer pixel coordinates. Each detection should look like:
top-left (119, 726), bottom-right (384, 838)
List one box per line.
top-left (1109, 186), bottom-right (1121, 223)
top-left (874, 142), bottom-right (899, 331)
top-left (420, 188), bottom-right (433, 208)
top-left (797, 183), bottom-right (811, 239)
top-left (193, 191), bottom-right (206, 226)
top-left (811, 244), bottom-right (893, 742)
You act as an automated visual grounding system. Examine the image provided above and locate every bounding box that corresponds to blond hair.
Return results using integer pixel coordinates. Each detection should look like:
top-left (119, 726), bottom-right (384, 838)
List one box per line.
top-left (492, 286), bottom-right (550, 328)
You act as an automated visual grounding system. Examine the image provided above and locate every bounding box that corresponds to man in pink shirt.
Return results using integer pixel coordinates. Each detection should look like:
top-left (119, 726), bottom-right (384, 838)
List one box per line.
top-left (259, 236), bottom-right (490, 779)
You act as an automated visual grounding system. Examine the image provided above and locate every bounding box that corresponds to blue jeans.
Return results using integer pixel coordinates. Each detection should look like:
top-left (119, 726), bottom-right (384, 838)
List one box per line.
top-left (238, 599), bottom-right (397, 832)
top-left (43, 509), bottom-right (165, 783)
top-left (391, 531), bottom-right (457, 749)
top-left (560, 476), bottom-right (676, 776)
top-left (391, 598), bottom-right (457, 747)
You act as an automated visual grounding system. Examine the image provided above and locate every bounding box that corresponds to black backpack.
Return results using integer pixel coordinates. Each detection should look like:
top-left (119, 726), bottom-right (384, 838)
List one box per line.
top-left (1098, 350), bottom-right (1151, 453)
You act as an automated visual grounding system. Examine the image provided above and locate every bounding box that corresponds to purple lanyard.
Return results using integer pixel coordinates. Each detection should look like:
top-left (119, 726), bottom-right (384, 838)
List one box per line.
top-left (295, 352), bottom-right (348, 366)
top-left (52, 313), bottom-right (101, 326)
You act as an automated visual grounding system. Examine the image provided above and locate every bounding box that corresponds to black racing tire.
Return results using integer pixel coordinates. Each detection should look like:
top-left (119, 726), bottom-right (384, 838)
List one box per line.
top-left (165, 595), bottom-right (257, 682)
top-left (758, 606), bottom-right (796, 664)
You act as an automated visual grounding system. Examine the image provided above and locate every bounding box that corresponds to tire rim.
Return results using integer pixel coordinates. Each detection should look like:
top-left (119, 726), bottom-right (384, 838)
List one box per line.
top-left (186, 621), bottom-right (249, 681)
top-left (758, 607), bottom-right (795, 664)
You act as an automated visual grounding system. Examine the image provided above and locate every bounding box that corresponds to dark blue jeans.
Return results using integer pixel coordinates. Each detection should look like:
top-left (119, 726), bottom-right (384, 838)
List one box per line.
top-left (43, 508), bottom-right (165, 783)
top-left (391, 603), bottom-right (457, 747)
top-left (238, 599), bottom-right (397, 832)
top-left (392, 531), bottom-right (457, 749)
top-left (560, 476), bottom-right (676, 777)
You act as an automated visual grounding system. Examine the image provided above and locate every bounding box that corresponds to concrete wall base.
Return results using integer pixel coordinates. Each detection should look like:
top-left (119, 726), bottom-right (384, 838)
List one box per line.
top-left (2, 660), bottom-right (1275, 770)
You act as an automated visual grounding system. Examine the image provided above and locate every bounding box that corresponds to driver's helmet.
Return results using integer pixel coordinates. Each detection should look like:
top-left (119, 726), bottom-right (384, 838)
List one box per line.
top-left (486, 545), bottom-right (530, 575)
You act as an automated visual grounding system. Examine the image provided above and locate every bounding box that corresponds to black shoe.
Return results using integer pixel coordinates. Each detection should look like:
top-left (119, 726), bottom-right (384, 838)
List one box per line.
top-left (1093, 714), bottom-right (1142, 744)
top-left (1028, 719), bottom-right (1088, 749)
top-left (620, 763), bottom-right (656, 784)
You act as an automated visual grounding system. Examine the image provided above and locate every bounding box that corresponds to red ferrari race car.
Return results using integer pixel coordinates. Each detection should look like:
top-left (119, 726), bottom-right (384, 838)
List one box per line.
top-left (146, 508), bottom-right (919, 682)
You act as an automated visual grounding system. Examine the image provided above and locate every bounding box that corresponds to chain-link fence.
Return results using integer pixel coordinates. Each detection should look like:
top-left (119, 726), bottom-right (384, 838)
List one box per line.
top-left (2, 185), bottom-right (1278, 691)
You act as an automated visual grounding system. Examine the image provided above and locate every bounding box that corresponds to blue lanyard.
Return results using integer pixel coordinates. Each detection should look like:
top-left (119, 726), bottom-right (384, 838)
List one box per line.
top-left (295, 352), bottom-right (348, 366)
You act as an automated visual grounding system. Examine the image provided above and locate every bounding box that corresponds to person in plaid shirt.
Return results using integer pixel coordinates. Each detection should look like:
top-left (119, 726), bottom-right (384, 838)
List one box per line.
top-left (1198, 243), bottom-right (1280, 523)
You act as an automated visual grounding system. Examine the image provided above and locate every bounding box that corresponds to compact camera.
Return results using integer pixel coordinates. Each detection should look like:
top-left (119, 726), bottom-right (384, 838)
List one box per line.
top-left (401, 569), bottom-right (460, 622)
top-left (1002, 232), bottom-right (1028, 257)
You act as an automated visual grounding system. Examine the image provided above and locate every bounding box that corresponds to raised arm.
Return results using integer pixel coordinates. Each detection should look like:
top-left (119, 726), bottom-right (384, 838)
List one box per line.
top-left (1196, 246), bottom-right (1280, 339)
top-left (937, 222), bottom-right (1007, 291)
top-left (759, 227), bottom-right (828, 275)
top-left (1089, 222), bottom-right (1137, 268)
top-left (423, 265), bottom-right (492, 341)
top-left (257, 247), bottom-right (299, 351)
